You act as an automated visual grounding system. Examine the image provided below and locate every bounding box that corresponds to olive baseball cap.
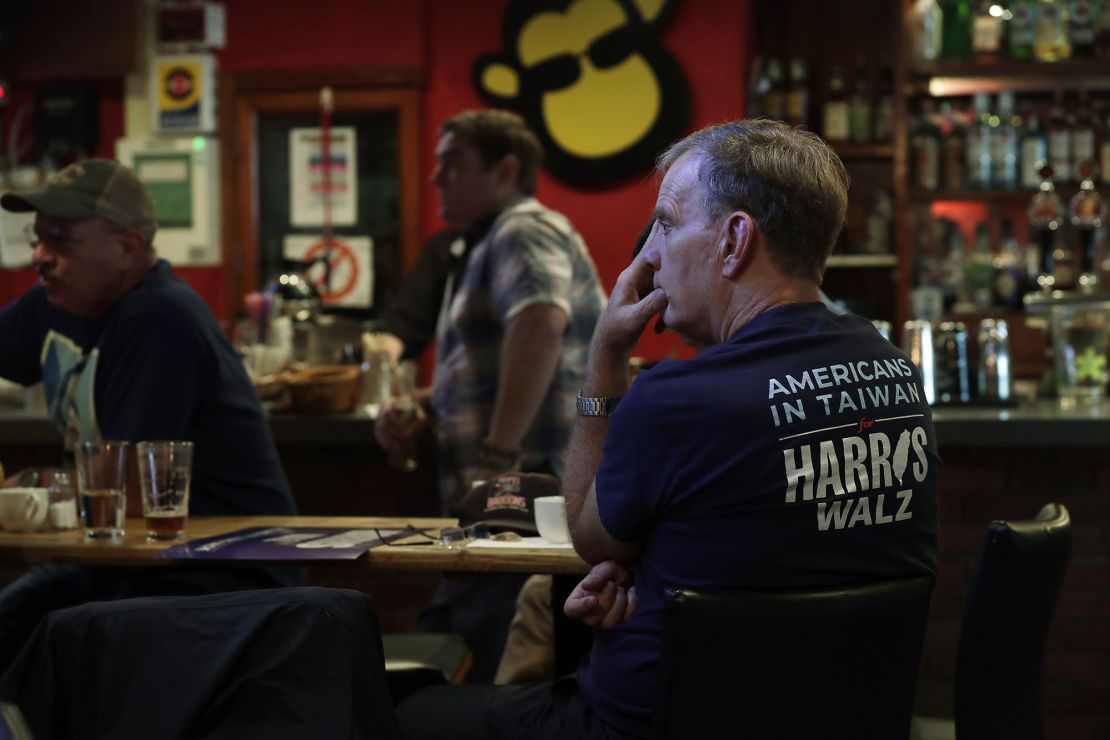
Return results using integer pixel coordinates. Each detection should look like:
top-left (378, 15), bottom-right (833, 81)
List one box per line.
top-left (0, 159), bottom-right (157, 241)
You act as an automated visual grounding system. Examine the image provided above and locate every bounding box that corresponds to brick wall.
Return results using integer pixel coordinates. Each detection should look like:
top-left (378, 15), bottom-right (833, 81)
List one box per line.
top-left (917, 445), bottom-right (1110, 740)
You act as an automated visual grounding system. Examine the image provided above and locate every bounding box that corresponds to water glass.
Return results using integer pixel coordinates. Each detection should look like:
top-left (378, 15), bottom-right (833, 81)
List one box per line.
top-left (137, 440), bottom-right (194, 540)
top-left (74, 441), bottom-right (130, 539)
top-left (383, 361), bottom-right (419, 472)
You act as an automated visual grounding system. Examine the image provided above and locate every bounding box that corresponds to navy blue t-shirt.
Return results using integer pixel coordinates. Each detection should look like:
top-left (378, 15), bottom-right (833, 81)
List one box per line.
top-left (578, 303), bottom-right (939, 738)
top-left (0, 260), bottom-right (295, 516)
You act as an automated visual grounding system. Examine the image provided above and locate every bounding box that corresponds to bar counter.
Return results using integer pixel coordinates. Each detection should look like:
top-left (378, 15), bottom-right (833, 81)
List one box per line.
top-left (0, 400), bottom-right (1106, 448)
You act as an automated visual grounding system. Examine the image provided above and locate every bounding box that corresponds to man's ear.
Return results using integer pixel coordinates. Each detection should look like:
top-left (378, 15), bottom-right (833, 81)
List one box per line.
top-left (719, 211), bottom-right (754, 279)
top-left (494, 153), bottom-right (521, 192)
top-left (118, 228), bottom-right (149, 264)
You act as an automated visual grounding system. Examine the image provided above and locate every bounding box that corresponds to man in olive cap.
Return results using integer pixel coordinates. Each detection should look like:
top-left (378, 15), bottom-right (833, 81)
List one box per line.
top-left (0, 159), bottom-right (297, 667)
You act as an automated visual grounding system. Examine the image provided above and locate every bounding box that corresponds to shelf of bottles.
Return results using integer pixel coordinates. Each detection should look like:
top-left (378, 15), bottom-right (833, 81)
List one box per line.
top-left (746, 54), bottom-right (897, 264)
top-left (747, 56), bottom-right (895, 155)
top-left (905, 0), bottom-right (1110, 324)
top-left (907, 81), bottom-right (1109, 198)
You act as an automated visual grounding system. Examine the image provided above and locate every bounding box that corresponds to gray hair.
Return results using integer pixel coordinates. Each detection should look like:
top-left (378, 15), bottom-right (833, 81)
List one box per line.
top-left (657, 119), bottom-right (849, 282)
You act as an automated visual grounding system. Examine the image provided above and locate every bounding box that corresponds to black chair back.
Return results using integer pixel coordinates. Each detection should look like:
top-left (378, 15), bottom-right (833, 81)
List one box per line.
top-left (653, 575), bottom-right (935, 740)
top-left (955, 503), bottom-right (1071, 740)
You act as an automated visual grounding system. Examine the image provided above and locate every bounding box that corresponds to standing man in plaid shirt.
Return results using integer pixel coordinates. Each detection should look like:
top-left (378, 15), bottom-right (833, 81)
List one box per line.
top-left (375, 109), bottom-right (606, 681)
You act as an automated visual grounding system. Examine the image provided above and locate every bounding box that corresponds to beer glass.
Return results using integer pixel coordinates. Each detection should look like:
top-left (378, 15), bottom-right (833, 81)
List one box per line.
top-left (137, 440), bottom-right (194, 540)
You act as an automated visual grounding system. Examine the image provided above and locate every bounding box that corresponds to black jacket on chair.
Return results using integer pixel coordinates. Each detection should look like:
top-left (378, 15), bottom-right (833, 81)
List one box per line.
top-left (0, 586), bottom-right (402, 740)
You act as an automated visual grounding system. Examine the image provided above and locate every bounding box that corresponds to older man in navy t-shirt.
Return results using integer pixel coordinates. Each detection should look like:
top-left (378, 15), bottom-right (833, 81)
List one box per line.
top-left (398, 120), bottom-right (938, 740)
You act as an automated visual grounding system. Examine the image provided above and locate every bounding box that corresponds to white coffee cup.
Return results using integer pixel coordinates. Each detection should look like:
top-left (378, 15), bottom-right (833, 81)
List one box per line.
top-left (0, 488), bottom-right (49, 532)
top-left (534, 495), bottom-right (571, 544)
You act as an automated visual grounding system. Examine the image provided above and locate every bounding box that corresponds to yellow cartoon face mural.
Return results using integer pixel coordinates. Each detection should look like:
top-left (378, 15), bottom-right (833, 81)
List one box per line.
top-left (473, 0), bottom-right (690, 187)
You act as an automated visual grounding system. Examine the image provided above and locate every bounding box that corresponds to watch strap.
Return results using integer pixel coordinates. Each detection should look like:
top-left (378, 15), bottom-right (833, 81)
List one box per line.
top-left (576, 391), bottom-right (622, 417)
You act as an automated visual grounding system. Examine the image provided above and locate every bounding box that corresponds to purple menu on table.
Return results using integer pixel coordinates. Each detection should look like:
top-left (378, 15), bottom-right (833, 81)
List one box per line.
top-left (158, 527), bottom-right (421, 560)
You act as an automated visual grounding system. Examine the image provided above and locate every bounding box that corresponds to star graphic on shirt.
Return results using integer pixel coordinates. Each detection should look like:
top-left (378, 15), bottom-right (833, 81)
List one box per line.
top-left (1075, 346), bottom-right (1107, 384)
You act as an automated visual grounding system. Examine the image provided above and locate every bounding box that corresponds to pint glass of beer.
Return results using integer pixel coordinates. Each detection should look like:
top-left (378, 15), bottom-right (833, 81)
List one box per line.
top-left (137, 440), bottom-right (194, 540)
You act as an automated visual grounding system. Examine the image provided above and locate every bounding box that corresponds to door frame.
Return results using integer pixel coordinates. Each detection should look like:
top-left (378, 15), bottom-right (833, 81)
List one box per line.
top-left (218, 67), bottom-right (422, 324)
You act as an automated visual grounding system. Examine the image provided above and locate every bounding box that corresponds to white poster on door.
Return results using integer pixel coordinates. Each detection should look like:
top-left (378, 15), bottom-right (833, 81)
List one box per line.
top-left (289, 126), bottom-right (357, 227)
top-left (283, 234), bottom-right (373, 308)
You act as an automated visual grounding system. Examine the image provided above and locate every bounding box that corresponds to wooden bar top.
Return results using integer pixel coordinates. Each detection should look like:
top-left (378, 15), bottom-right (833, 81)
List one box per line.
top-left (0, 516), bottom-right (590, 575)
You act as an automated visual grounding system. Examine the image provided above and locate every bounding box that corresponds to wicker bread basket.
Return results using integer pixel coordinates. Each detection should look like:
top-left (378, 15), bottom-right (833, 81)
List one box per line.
top-left (251, 372), bottom-right (288, 402)
top-left (285, 365), bottom-right (360, 413)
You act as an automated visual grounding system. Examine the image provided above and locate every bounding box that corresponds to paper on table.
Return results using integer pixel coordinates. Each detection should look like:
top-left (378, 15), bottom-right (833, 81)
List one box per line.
top-left (466, 536), bottom-right (575, 550)
top-left (158, 526), bottom-right (418, 560)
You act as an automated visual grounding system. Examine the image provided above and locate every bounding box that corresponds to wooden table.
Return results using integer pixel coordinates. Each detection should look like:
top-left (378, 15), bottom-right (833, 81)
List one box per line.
top-left (0, 516), bottom-right (590, 575)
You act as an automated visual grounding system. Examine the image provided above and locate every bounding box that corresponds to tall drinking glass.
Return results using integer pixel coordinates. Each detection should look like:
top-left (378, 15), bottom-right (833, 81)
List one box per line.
top-left (74, 441), bottom-right (130, 539)
top-left (137, 440), bottom-right (194, 540)
top-left (383, 360), bottom-right (419, 472)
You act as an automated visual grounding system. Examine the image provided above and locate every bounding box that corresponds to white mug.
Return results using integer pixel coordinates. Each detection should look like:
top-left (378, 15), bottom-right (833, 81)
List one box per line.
top-left (533, 495), bottom-right (571, 544)
top-left (0, 488), bottom-right (49, 532)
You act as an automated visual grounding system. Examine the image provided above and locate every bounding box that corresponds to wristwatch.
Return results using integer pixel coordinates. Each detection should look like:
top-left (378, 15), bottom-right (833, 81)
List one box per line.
top-left (576, 391), bottom-right (622, 417)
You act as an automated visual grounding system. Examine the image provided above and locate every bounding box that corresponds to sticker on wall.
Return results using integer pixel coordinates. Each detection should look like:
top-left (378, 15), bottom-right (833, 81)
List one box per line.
top-left (472, 0), bottom-right (690, 187)
top-left (289, 127), bottom-right (358, 227)
top-left (151, 54), bottom-right (217, 133)
top-left (283, 234), bottom-right (373, 308)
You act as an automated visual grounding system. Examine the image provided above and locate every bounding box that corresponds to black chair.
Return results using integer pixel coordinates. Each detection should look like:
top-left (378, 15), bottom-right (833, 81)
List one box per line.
top-left (653, 575), bottom-right (935, 740)
top-left (915, 502), bottom-right (1072, 740)
top-left (0, 587), bottom-right (402, 740)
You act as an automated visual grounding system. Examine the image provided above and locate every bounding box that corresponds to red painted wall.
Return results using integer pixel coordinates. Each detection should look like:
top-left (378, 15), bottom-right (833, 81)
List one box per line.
top-left (1, 0), bottom-right (753, 358)
top-left (422, 0), bottom-right (752, 359)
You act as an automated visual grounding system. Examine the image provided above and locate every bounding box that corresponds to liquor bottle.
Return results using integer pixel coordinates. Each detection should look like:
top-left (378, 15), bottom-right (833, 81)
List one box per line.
top-left (1072, 90), bottom-right (1098, 180)
top-left (873, 62), bottom-right (895, 142)
top-left (993, 218), bottom-right (1027, 308)
top-left (1029, 163), bottom-right (1069, 289)
top-left (1048, 92), bottom-right (1073, 182)
top-left (1009, 0), bottom-right (1037, 58)
top-left (765, 59), bottom-right (786, 121)
top-left (991, 91), bottom-right (1020, 190)
top-left (1034, 0), bottom-right (1072, 60)
top-left (942, 100), bottom-right (968, 190)
top-left (966, 222), bottom-right (996, 308)
top-left (785, 58), bottom-right (809, 127)
top-left (912, 102), bottom-right (942, 190)
top-left (942, 0), bottom-right (973, 59)
top-left (746, 57), bottom-right (771, 119)
top-left (864, 190), bottom-right (894, 255)
top-left (1021, 112), bottom-right (1050, 188)
top-left (1097, 0), bottom-right (1110, 56)
top-left (941, 220), bottom-right (971, 311)
top-left (912, 0), bottom-right (945, 62)
top-left (1069, 160), bottom-right (1104, 289)
top-left (972, 0), bottom-right (1005, 61)
top-left (823, 65), bottom-right (851, 142)
top-left (1101, 109), bottom-right (1110, 185)
top-left (966, 92), bottom-right (993, 189)
top-left (1069, 0), bottom-right (1098, 57)
top-left (849, 55), bottom-right (873, 143)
